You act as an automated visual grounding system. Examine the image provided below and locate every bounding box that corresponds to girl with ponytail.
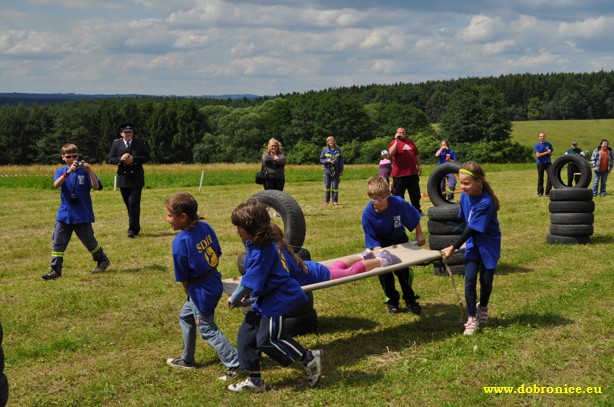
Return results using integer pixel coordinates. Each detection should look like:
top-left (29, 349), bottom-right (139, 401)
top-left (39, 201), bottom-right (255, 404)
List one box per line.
top-left (441, 162), bottom-right (501, 336)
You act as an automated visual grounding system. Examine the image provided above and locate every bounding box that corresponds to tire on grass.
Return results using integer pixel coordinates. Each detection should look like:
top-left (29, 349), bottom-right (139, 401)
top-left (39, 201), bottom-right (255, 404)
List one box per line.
top-left (433, 261), bottom-right (465, 276)
top-left (428, 234), bottom-right (459, 251)
top-left (427, 204), bottom-right (461, 221)
top-left (427, 219), bottom-right (465, 235)
top-left (550, 212), bottom-right (594, 225)
top-left (0, 373), bottom-right (7, 407)
top-left (548, 200), bottom-right (595, 214)
top-left (550, 224), bottom-right (593, 237)
top-left (548, 188), bottom-right (593, 201)
top-left (285, 308), bottom-right (318, 337)
top-left (546, 234), bottom-right (590, 245)
top-left (426, 162), bottom-right (461, 206)
top-left (549, 154), bottom-right (592, 189)
top-left (250, 190), bottom-right (307, 249)
top-left (286, 291), bottom-right (314, 318)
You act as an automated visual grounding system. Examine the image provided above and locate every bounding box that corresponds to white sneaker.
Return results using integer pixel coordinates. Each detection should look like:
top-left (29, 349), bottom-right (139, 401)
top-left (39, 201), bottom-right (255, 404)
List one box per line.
top-left (227, 378), bottom-right (265, 393)
top-left (463, 317), bottom-right (479, 336)
top-left (304, 349), bottom-right (323, 387)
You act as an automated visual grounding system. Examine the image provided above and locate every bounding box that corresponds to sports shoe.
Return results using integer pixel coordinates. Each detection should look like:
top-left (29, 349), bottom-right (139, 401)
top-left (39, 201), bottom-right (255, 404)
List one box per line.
top-left (218, 366), bottom-right (245, 381)
top-left (387, 304), bottom-right (400, 314)
top-left (166, 357), bottom-right (196, 370)
top-left (477, 303), bottom-right (489, 323)
top-left (360, 249), bottom-right (375, 260)
top-left (333, 202), bottom-right (338, 206)
top-left (323, 201), bottom-right (329, 206)
top-left (377, 250), bottom-right (401, 267)
top-left (227, 378), bottom-right (266, 393)
top-left (407, 301), bottom-right (422, 316)
top-left (463, 317), bottom-right (479, 336)
top-left (304, 349), bottom-right (322, 387)
top-left (42, 270), bottom-right (61, 280)
top-left (92, 259), bottom-right (111, 273)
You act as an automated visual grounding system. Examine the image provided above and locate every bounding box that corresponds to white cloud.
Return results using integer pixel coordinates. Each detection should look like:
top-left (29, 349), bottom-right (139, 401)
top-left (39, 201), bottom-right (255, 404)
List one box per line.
top-left (1, 1), bottom-right (614, 95)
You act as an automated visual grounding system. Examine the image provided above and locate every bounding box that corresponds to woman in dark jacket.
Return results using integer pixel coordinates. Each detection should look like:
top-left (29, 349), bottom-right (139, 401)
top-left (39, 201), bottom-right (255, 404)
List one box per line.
top-left (262, 138), bottom-right (286, 191)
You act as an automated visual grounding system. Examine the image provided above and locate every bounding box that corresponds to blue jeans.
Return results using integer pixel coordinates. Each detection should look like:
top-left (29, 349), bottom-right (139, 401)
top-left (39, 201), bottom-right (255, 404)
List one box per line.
top-left (323, 172), bottom-right (340, 203)
top-left (464, 260), bottom-right (495, 318)
top-left (592, 171), bottom-right (609, 196)
top-left (178, 300), bottom-right (239, 368)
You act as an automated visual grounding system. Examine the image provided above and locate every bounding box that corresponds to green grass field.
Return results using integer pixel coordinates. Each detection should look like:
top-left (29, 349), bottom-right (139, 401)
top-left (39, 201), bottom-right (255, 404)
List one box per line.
top-left (0, 161), bottom-right (612, 406)
top-left (510, 119), bottom-right (613, 154)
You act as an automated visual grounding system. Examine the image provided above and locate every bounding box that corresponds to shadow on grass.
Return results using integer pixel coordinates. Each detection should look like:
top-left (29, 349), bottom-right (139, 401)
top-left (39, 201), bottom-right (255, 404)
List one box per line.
top-left (489, 312), bottom-right (573, 329)
top-left (299, 305), bottom-right (573, 388)
top-left (118, 263), bottom-right (168, 274)
top-left (588, 235), bottom-right (614, 244)
top-left (495, 262), bottom-right (533, 275)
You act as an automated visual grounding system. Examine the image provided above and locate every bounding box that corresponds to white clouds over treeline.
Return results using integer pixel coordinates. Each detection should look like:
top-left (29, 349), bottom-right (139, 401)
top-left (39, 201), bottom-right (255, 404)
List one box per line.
top-left (1, 0), bottom-right (613, 96)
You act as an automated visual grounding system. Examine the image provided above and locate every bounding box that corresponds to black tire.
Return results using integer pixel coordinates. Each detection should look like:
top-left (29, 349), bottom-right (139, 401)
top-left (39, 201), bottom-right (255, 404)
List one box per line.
top-left (427, 204), bottom-right (461, 221)
top-left (295, 247), bottom-right (311, 261)
top-left (433, 261), bottom-right (465, 276)
top-left (427, 162), bottom-right (461, 206)
top-left (427, 219), bottom-right (465, 235)
top-left (428, 234), bottom-right (459, 250)
top-left (0, 373), bottom-right (7, 407)
top-left (548, 188), bottom-right (593, 201)
top-left (550, 224), bottom-right (593, 237)
top-left (0, 322), bottom-right (2, 346)
top-left (546, 234), bottom-right (590, 245)
top-left (0, 347), bottom-right (3, 375)
top-left (250, 190), bottom-right (307, 249)
top-left (550, 154), bottom-right (592, 189)
top-left (285, 291), bottom-right (314, 318)
top-left (237, 252), bottom-right (247, 276)
top-left (550, 212), bottom-right (594, 225)
top-left (443, 250), bottom-right (466, 266)
top-left (285, 308), bottom-right (318, 337)
top-left (548, 200), bottom-right (595, 213)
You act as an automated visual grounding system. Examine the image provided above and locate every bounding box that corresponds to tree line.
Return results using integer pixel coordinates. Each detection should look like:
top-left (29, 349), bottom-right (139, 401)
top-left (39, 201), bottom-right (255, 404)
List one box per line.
top-left (3, 71), bottom-right (614, 166)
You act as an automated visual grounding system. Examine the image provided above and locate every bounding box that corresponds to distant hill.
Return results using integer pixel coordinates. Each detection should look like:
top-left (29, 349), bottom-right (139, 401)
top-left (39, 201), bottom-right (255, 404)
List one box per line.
top-left (0, 93), bottom-right (262, 106)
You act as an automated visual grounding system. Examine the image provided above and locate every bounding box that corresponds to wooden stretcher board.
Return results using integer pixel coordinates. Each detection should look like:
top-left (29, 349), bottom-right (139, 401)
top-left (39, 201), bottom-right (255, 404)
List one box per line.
top-left (222, 243), bottom-right (442, 295)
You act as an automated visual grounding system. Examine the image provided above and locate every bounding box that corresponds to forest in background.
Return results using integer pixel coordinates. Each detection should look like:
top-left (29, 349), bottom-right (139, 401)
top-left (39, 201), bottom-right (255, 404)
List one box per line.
top-left (2, 70), bottom-right (613, 166)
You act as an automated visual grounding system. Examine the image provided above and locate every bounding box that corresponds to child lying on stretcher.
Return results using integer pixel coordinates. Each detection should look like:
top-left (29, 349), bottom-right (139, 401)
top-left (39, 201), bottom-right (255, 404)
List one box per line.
top-left (271, 224), bottom-right (401, 286)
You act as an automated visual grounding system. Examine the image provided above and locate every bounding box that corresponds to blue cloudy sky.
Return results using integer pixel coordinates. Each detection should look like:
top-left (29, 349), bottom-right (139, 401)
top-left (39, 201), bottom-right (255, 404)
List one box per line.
top-left (2, 0), bottom-right (614, 96)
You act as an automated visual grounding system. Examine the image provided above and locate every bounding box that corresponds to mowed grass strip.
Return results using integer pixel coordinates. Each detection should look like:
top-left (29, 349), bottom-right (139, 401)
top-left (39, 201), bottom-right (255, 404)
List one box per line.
top-left (0, 165), bottom-right (612, 406)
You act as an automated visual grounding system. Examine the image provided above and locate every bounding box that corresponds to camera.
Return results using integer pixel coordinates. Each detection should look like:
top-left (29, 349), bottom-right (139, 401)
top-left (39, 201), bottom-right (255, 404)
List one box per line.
top-left (74, 161), bottom-right (83, 168)
top-left (69, 193), bottom-right (79, 205)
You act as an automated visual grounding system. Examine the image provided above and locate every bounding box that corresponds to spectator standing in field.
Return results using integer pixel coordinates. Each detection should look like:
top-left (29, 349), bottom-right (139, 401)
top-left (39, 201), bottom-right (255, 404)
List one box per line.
top-left (262, 138), bottom-right (286, 191)
top-left (108, 121), bottom-right (151, 238)
top-left (590, 139), bottom-right (613, 197)
top-left (378, 150), bottom-right (392, 184)
top-left (320, 136), bottom-right (343, 205)
top-left (388, 127), bottom-right (423, 214)
top-left (565, 141), bottom-right (585, 186)
top-left (533, 132), bottom-right (553, 197)
top-left (43, 143), bottom-right (110, 280)
top-left (435, 139), bottom-right (458, 200)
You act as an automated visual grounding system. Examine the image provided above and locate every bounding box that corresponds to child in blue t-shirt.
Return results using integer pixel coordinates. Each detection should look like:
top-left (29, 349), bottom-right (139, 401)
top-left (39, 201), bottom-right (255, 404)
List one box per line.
top-left (435, 139), bottom-right (458, 200)
top-left (227, 199), bottom-right (322, 392)
top-left (441, 162), bottom-right (501, 336)
top-left (164, 192), bottom-right (240, 380)
top-left (361, 176), bottom-right (426, 315)
top-left (43, 143), bottom-right (110, 280)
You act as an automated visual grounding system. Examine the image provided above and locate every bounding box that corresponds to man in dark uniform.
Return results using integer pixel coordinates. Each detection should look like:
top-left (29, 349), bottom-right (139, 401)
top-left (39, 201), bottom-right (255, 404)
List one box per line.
top-left (108, 121), bottom-right (151, 238)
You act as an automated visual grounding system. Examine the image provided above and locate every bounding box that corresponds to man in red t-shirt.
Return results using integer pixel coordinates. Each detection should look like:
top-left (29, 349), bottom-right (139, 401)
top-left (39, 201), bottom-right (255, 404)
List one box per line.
top-left (388, 127), bottom-right (423, 214)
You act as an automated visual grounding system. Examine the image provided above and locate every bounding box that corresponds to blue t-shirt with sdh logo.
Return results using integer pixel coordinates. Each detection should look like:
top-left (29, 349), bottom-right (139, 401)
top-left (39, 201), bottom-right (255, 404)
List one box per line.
top-left (172, 221), bottom-right (223, 316)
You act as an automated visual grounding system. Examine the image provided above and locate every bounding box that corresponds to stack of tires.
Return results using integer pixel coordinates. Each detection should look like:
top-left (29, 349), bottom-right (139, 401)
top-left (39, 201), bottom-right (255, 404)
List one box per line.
top-left (547, 155), bottom-right (594, 245)
top-left (0, 322), bottom-right (8, 407)
top-left (426, 162), bottom-right (466, 275)
top-left (239, 190), bottom-right (318, 336)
